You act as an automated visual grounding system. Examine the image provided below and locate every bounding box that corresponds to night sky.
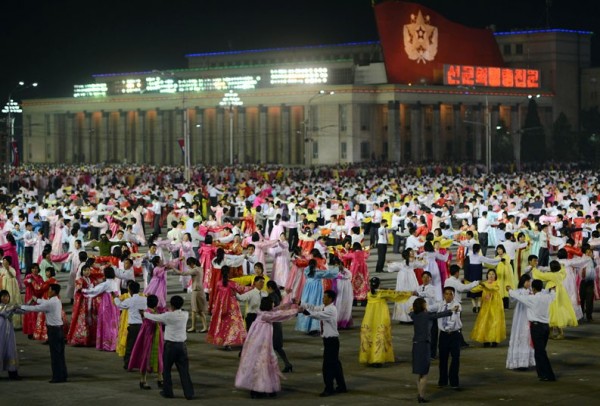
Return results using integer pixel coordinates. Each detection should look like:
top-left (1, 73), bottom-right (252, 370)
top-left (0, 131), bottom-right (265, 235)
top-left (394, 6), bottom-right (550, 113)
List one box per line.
top-left (1, 0), bottom-right (598, 101)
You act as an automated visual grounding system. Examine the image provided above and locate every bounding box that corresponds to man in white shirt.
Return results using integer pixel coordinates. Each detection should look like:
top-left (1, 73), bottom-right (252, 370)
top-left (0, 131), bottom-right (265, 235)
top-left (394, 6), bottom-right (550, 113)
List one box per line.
top-left (508, 281), bottom-right (556, 382)
top-left (375, 219), bottom-right (389, 273)
top-left (114, 282), bottom-right (147, 370)
top-left (437, 286), bottom-right (462, 389)
top-left (302, 290), bottom-right (347, 397)
top-left (367, 203), bottom-right (382, 248)
top-left (19, 283), bottom-right (68, 383)
top-left (236, 276), bottom-right (265, 331)
top-left (444, 265), bottom-right (480, 303)
top-left (114, 258), bottom-right (136, 293)
top-left (477, 212), bottom-right (490, 256)
top-left (144, 295), bottom-right (195, 400)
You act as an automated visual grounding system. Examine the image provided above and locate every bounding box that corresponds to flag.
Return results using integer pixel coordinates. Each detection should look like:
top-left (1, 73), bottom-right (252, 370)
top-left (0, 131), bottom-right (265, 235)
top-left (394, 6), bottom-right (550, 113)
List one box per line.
top-left (177, 138), bottom-right (185, 155)
top-left (374, 0), bottom-right (504, 85)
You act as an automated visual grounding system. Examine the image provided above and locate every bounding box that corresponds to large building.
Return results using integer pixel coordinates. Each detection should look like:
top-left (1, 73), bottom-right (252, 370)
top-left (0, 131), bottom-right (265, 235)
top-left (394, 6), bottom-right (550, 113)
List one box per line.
top-left (20, 1), bottom-right (595, 167)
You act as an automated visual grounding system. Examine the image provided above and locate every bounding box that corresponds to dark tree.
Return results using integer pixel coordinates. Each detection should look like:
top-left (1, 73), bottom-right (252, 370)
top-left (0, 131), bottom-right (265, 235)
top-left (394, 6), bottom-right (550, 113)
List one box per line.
top-left (551, 113), bottom-right (576, 161)
top-left (520, 99), bottom-right (545, 162)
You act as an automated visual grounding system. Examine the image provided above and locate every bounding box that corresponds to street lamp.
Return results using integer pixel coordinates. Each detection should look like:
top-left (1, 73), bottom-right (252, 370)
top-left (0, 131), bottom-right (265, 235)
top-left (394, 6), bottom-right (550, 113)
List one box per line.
top-left (2, 82), bottom-right (38, 174)
top-left (219, 90), bottom-right (243, 165)
top-left (304, 90), bottom-right (335, 166)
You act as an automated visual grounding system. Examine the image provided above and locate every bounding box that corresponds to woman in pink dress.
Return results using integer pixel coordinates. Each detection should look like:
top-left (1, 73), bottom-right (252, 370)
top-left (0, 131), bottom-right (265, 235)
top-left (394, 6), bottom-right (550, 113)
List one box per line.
top-left (235, 297), bottom-right (299, 398)
top-left (342, 242), bottom-right (370, 303)
top-left (0, 234), bottom-right (23, 290)
top-left (83, 267), bottom-right (120, 352)
top-left (67, 264), bottom-right (97, 346)
top-left (283, 248), bottom-right (308, 304)
top-left (128, 294), bottom-right (165, 389)
top-left (198, 235), bottom-right (217, 291)
top-left (144, 257), bottom-right (181, 308)
top-left (269, 233), bottom-right (290, 288)
top-left (206, 266), bottom-right (248, 349)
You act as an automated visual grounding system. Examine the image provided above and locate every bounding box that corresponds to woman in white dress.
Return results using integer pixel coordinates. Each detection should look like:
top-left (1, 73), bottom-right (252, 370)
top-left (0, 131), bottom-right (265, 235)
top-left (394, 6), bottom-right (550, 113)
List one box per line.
top-left (506, 274), bottom-right (536, 370)
top-left (419, 242), bottom-right (450, 302)
top-left (556, 248), bottom-right (588, 322)
top-left (333, 257), bottom-right (354, 329)
top-left (390, 249), bottom-right (423, 323)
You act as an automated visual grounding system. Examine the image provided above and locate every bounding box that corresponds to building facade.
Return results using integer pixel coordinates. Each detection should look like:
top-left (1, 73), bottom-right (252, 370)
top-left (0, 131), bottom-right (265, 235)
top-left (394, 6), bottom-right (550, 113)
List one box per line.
top-left (20, 5), bottom-right (594, 167)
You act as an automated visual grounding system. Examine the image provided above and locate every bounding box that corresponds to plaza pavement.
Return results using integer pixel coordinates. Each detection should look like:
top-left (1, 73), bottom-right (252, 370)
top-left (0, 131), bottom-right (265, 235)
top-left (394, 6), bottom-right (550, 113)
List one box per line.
top-left (3, 250), bottom-right (600, 406)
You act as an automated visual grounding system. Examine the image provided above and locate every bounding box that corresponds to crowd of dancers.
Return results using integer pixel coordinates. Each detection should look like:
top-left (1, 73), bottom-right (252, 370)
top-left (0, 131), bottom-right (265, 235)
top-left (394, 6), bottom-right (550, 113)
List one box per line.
top-left (0, 162), bottom-right (599, 401)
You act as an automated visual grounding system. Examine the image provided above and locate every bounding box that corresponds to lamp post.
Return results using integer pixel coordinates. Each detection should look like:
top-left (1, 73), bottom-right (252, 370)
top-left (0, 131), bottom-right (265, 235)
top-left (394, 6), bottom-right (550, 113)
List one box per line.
top-left (304, 90), bottom-right (334, 166)
top-left (2, 82), bottom-right (38, 178)
top-left (464, 96), bottom-right (492, 173)
top-left (219, 90), bottom-right (243, 165)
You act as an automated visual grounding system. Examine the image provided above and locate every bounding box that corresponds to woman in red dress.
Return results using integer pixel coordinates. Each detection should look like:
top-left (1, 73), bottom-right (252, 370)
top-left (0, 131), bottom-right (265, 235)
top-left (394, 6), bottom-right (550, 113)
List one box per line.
top-left (342, 242), bottom-right (370, 303)
top-left (22, 263), bottom-right (44, 338)
top-left (33, 267), bottom-right (68, 341)
top-left (206, 266), bottom-right (248, 349)
top-left (67, 264), bottom-right (97, 346)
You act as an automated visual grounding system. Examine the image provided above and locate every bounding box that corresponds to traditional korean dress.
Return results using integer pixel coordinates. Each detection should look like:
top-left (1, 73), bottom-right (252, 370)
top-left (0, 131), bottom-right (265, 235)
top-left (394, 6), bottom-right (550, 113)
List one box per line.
top-left (470, 281), bottom-right (507, 344)
top-left (359, 289), bottom-right (411, 364)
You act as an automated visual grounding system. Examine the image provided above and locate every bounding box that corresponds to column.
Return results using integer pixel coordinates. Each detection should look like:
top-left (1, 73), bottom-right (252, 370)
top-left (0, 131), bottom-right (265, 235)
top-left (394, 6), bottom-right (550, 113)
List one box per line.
top-left (238, 107), bottom-right (246, 164)
top-left (101, 111), bottom-right (109, 163)
top-left (194, 108), bottom-right (204, 165)
top-left (174, 108), bottom-right (184, 166)
top-left (474, 104), bottom-right (483, 162)
top-left (387, 101), bottom-right (401, 162)
top-left (410, 103), bottom-right (421, 162)
top-left (432, 103), bottom-right (441, 161)
top-left (259, 105), bottom-right (268, 164)
top-left (118, 110), bottom-right (127, 163)
top-left (156, 109), bottom-right (165, 165)
top-left (279, 104), bottom-right (291, 165)
top-left (137, 110), bottom-right (146, 164)
top-left (216, 108), bottom-right (224, 164)
top-left (82, 111), bottom-right (91, 163)
top-left (510, 104), bottom-right (521, 170)
top-left (453, 104), bottom-right (463, 159)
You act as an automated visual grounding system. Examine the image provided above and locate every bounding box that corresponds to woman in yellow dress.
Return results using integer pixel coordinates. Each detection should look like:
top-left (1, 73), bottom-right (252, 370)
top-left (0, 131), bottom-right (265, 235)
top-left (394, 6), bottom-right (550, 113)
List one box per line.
top-left (490, 244), bottom-right (514, 309)
top-left (115, 289), bottom-right (131, 357)
top-left (470, 269), bottom-right (506, 347)
top-left (359, 277), bottom-right (412, 366)
top-left (532, 260), bottom-right (577, 339)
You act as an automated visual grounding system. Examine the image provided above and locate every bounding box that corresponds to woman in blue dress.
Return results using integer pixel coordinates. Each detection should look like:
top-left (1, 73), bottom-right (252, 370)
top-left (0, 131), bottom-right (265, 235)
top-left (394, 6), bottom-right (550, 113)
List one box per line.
top-left (295, 259), bottom-right (338, 334)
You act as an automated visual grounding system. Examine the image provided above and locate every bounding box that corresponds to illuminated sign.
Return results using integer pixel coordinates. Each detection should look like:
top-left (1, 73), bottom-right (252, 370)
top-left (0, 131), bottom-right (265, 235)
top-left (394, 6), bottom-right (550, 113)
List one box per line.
top-left (444, 65), bottom-right (540, 88)
top-left (270, 67), bottom-right (328, 85)
top-left (73, 83), bottom-right (108, 98)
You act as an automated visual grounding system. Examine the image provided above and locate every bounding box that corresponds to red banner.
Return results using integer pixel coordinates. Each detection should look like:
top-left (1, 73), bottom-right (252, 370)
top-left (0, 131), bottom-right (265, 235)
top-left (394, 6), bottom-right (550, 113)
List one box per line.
top-left (374, 1), bottom-right (505, 85)
top-left (444, 65), bottom-right (540, 88)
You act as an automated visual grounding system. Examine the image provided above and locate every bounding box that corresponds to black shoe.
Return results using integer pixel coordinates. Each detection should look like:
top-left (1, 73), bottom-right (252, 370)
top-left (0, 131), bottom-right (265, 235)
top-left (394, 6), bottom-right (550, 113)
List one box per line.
top-left (139, 382), bottom-right (151, 390)
top-left (460, 342), bottom-right (470, 348)
top-left (491, 342), bottom-right (498, 348)
top-left (28, 334), bottom-right (33, 340)
top-left (160, 391), bottom-right (174, 398)
top-left (483, 342), bottom-right (491, 348)
top-left (451, 386), bottom-right (462, 391)
top-left (335, 387), bottom-right (348, 394)
top-left (319, 390), bottom-right (335, 397)
top-left (418, 396), bottom-right (430, 403)
top-left (185, 395), bottom-right (196, 400)
top-left (157, 380), bottom-right (163, 388)
top-left (42, 341), bottom-right (49, 345)
top-left (8, 372), bottom-right (22, 381)
top-left (282, 365), bottom-right (293, 373)
top-left (539, 377), bottom-right (556, 382)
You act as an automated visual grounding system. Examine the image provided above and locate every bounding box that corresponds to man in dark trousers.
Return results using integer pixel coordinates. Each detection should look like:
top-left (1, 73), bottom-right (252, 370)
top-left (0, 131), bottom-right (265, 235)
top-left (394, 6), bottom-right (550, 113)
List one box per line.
top-left (437, 286), bottom-right (463, 389)
top-left (302, 289), bottom-right (347, 397)
top-left (144, 295), bottom-right (195, 399)
top-left (375, 219), bottom-right (389, 273)
top-left (114, 281), bottom-right (147, 369)
top-left (508, 280), bottom-right (557, 381)
top-left (19, 284), bottom-right (68, 383)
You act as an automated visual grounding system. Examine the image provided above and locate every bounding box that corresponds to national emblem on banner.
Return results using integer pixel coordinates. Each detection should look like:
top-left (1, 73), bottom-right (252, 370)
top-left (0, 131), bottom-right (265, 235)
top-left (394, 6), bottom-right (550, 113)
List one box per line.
top-left (403, 10), bottom-right (438, 64)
